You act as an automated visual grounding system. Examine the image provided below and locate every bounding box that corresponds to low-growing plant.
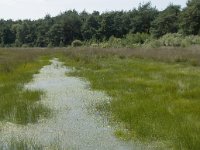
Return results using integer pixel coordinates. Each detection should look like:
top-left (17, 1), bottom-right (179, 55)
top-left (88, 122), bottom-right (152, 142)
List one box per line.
top-left (71, 40), bottom-right (83, 47)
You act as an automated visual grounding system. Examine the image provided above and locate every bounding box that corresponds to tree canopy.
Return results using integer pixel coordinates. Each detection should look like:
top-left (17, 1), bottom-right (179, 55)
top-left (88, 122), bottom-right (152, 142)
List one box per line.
top-left (0, 0), bottom-right (199, 47)
top-left (180, 0), bottom-right (200, 35)
top-left (151, 5), bottom-right (181, 37)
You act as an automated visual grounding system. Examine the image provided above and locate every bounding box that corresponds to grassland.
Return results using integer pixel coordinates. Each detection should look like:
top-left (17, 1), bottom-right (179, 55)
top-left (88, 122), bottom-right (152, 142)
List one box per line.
top-left (0, 47), bottom-right (200, 149)
top-left (0, 48), bottom-right (53, 125)
top-left (58, 47), bottom-right (200, 149)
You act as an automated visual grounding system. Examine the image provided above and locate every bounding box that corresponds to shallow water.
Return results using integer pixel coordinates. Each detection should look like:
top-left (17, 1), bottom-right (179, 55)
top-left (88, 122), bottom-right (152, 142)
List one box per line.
top-left (0, 58), bottom-right (148, 150)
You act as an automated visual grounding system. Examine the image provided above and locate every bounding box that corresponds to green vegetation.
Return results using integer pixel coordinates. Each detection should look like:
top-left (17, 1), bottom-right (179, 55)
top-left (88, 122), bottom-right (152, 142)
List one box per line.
top-left (3, 139), bottom-right (61, 150)
top-left (180, 0), bottom-right (200, 35)
top-left (0, 0), bottom-right (199, 149)
top-left (7, 140), bottom-right (43, 150)
top-left (85, 33), bottom-right (200, 48)
top-left (147, 34), bottom-right (200, 48)
top-left (0, 0), bottom-right (200, 48)
top-left (72, 40), bottom-right (83, 47)
top-left (0, 47), bottom-right (200, 149)
top-left (0, 49), bottom-right (52, 124)
top-left (57, 48), bottom-right (200, 149)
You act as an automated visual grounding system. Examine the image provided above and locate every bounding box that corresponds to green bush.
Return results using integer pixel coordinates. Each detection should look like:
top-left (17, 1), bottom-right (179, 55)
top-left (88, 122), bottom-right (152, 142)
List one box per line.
top-left (22, 44), bottom-right (29, 48)
top-left (125, 33), bottom-right (151, 45)
top-left (190, 36), bottom-right (200, 45)
top-left (181, 39), bottom-right (191, 47)
top-left (90, 43), bottom-right (99, 48)
top-left (85, 33), bottom-right (200, 48)
top-left (107, 36), bottom-right (123, 48)
top-left (71, 40), bottom-right (83, 47)
top-left (159, 33), bottom-right (182, 47)
top-left (147, 40), bottom-right (162, 48)
top-left (149, 33), bottom-right (200, 48)
top-left (99, 42), bottom-right (110, 48)
top-left (47, 43), bottom-right (53, 48)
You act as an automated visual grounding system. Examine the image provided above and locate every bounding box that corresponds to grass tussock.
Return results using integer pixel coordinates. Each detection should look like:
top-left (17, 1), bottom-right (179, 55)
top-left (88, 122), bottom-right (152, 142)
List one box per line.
top-left (58, 47), bottom-right (200, 149)
top-left (0, 48), bottom-right (54, 125)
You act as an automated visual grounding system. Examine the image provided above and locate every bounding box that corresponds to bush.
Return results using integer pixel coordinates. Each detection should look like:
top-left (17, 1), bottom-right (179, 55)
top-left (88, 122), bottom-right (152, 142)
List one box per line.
top-left (107, 36), bottom-right (123, 48)
top-left (190, 36), bottom-right (200, 45)
top-left (181, 39), bottom-right (191, 47)
top-left (90, 43), bottom-right (99, 48)
top-left (22, 44), bottom-right (29, 48)
top-left (71, 40), bottom-right (83, 47)
top-left (99, 42), bottom-right (109, 48)
top-left (47, 43), bottom-right (53, 48)
top-left (148, 33), bottom-right (200, 48)
top-left (125, 33), bottom-right (151, 45)
top-left (148, 40), bottom-right (162, 48)
top-left (159, 33), bottom-right (182, 47)
top-left (84, 33), bottom-right (200, 49)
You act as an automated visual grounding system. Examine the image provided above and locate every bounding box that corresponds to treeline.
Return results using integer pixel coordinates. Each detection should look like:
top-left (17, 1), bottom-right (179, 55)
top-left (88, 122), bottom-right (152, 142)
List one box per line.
top-left (0, 0), bottom-right (199, 47)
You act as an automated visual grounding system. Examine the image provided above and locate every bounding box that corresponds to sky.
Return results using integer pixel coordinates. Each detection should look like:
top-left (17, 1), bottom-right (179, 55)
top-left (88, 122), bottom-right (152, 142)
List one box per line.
top-left (0, 0), bottom-right (188, 20)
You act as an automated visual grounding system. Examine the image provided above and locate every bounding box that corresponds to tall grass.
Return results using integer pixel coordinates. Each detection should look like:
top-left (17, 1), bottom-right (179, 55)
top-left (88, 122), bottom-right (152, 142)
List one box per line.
top-left (58, 47), bottom-right (200, 149)
top-left (62, 47), bottom-right (200, 66)
top-left (0, 48), bottom-right (54, 124)
top-left (1, 138), bottom-right (62, 150)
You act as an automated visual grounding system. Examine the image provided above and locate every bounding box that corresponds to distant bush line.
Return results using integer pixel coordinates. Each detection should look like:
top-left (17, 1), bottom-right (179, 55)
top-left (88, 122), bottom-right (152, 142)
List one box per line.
top-left (0, 0), bottom-right (199, 48)
top-left (83, 33), bottom-right (200, 48)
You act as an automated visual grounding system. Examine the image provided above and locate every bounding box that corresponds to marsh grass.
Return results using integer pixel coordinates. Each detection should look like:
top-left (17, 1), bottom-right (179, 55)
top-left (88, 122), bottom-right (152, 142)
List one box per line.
top-left (3, 138), bottom-right (62, 150)
top-left (62, 46), bottom-right (200, 65)
top-left (0, 48), bottom-right (53, 125)
top-left (8, 139), bottom-right (43, 150)
top-left (1, 47), bottom-right (200, 149)
top-left (58, 47), bottom-right (200, 149)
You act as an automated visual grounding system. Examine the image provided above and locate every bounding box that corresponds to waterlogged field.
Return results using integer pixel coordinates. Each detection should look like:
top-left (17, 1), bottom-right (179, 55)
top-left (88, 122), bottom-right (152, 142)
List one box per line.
top-left (0, 58), bottom-right (140, 149)
top-left (59, 48), bottom-right (200, 150)
top-left (0, 49), bottom-right (52, 125)
top-left (0, 48), bottom-right (200, 150)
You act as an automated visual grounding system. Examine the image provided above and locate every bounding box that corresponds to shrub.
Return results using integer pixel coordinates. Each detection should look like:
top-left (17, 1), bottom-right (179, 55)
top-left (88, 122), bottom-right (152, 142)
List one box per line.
top-left (71, 40), bottom-right (83, 47)
top-left (148, 40), bottom-right (162, 48)
top-left (107, 36), bottom-right (123, 48)
top-left (59, 41), bottom-right (65, 47)
top-left (47, 43), bottom-right (53, 48)
top-left (190, 36), bottom-right (200, 44)
top-left (90, 43), bottom-right (99, 48)
top-left (159, 33), bottom-right (182, 47)
top-left (181, 39), bottom-right (191, 47)
top-left (83, 33), bottom-right (200, 49)
top-left (22, 44), bottom-right (29, 48)
top-left (125, 33), bottom-right (151, 45)
top-left (99, 42), bottom-right (110, 48)
top-left (157, 33), bottom-right (200, 47)
top-left (15, 39), bottom-right (22, 47)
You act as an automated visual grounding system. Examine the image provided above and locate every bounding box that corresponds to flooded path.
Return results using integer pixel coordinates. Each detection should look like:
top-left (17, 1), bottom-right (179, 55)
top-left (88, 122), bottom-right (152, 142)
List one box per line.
top-left (0, 58), bottom-right (145, 149)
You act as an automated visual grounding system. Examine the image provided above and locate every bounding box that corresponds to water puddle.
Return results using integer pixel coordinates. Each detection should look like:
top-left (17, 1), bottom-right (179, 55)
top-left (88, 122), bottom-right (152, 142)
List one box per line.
top-left (0, 58), bottom-right (147, 149)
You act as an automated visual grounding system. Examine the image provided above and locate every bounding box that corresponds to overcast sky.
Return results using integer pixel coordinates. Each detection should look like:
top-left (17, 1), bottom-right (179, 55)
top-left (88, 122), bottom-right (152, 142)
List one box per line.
top-left (0, 0), bottom-right (188, 20)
